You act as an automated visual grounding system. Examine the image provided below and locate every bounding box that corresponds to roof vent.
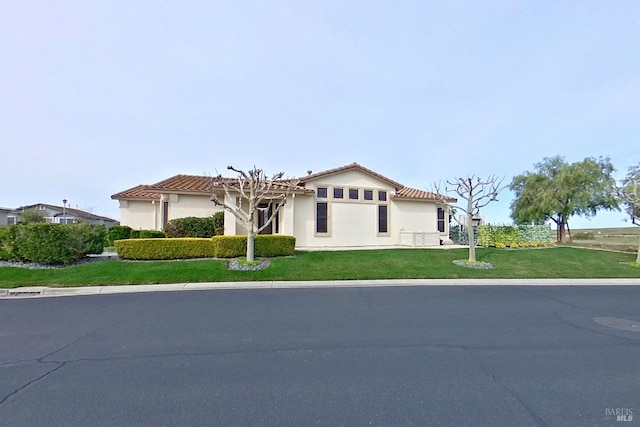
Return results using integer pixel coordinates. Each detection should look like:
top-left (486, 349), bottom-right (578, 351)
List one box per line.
top-left (307, 170), bottom-right (312, 175)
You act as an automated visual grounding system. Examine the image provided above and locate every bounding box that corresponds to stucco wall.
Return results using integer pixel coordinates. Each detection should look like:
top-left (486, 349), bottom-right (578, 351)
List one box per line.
top-left (167, 194), bottom-right (222, 221)
top-left (119, 200), bottom-right (159, 230)
top-left (391, 200), bottom-right (438, 233)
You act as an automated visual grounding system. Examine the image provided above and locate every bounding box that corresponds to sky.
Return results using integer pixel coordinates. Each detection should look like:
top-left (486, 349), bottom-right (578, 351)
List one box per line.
top-left (1, 1), bottom-right (638, 229)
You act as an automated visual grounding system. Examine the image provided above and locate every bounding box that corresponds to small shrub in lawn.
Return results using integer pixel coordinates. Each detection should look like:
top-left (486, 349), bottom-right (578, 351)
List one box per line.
top-left (510, 243), bottom-right (519, 249)
top-left (495, 242), bottom-right (506, 249)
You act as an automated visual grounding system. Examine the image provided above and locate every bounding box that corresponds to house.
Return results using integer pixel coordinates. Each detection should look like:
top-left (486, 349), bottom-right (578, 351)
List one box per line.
top-left (0, 207), bottom-right (13, 226)
top-left (9, 203), bottom-right (119, 226)
top-left (111, 162), bottom-right (456, 249)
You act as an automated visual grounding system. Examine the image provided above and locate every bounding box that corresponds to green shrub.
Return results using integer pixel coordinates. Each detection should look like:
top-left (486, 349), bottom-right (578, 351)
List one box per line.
top-left (255, 235), bottom-right (296, 257)
top-left (165, 213), bottom-right (224, 238)
top-left (212, 235), bottom-right (296, 258)
top-left (108, 225), bottom-right (132, 244)
top-left (138, 230), bottom-right (166, 239)
top-left (7, 223), bottom-right (107, 264)
top-left (115, 238), bottom-right (217, 260)
top-left (212, 236), bottom-right (247, 258)
top-left (114, 235), bottom-right (296, 260)
top-left (0, 226), bottom-right (18, 260)
top-left (478, 225), bottom-right (552, 247)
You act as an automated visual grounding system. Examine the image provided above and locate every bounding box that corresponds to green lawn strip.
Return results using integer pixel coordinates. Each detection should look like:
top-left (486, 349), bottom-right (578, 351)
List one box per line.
top-left (0, 247), bottom-right (638, 288)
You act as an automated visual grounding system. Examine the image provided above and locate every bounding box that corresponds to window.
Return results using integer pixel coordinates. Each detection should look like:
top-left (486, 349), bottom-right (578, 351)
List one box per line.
top-left (364, 189), bottom-right (373, 201)
top-left (317, 187), bottom-right (328, 198)
top-left (333, 187), bottom-right (344, 199)
top-left (437, 208), bottom-right (445, 233)
top-left (162, 201), bottom-right (169, 230)
top-left (349, 188), bottom-right (359, 200)
top-left (316, 202), bottom-right (328, 233)
top-left (378, 191), bottom-right (387, 202)
top-left (378, 205), bottom-right (388, 233)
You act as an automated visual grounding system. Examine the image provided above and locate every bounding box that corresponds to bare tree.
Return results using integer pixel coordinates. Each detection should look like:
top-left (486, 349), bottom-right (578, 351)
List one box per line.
top-left (436, 175), bottom-right (505, 262)
top-left (210, 166), bottom-right (299, 262)
top-left (618, 165), bottom-right (640, 263)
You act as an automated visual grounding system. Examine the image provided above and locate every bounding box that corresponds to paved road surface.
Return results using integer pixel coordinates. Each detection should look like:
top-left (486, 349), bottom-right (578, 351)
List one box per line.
top-left (1, 285), bottom-right (639, 426)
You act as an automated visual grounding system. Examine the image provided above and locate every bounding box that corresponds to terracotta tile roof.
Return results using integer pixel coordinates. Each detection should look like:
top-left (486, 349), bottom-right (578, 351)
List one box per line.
top-left (112, 164), bottom-right (454, 203)
top-left (110, 185), bottom-right (160, 201)
top-left (301, 162), bottom-right (455, 202)
top-left (148, 174), bottom-right (213, 193)
top-left (300, 162), bottom-right (405, 189)
top-left (393, 187), bottom-right (456, 202)
top-left (123, 175), bottom-right (310, 196)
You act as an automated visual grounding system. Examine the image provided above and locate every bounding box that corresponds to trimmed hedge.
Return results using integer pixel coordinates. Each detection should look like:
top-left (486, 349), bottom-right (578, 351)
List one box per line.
top-left (108, 225), bottom-right (133, 245)
top-left (0, 223), bottom-right (107, 265)
top-left (115, 235), bottom-right (296, 260)
top-left (477, 225), bottom-right (552, 247)
top-left (115, 238), bottom-right (217, 260)
top-left (165, 213), bottom-right (224, 238)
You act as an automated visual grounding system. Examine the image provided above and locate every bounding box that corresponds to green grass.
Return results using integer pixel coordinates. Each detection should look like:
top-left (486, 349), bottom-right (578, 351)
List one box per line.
top-left (1, 247), bottom-right (638, 288)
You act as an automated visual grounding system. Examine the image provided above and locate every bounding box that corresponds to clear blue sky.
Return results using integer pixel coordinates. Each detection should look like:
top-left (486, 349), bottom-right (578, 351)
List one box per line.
top-left (1, 1), bottom-right (638, 228)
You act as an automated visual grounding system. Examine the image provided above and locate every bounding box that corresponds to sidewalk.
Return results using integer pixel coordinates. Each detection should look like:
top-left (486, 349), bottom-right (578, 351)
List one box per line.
top-left (2, 278), bottom-right (639, 299)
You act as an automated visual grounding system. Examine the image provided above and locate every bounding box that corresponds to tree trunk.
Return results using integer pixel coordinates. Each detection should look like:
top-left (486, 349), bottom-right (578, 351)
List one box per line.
top-left (246, 230), bottom-right (255, 262)
top-left (466, 212), bottom-right (476, 262)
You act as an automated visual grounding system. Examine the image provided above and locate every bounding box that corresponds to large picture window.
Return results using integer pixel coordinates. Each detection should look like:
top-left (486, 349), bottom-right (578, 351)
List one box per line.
top-left (316, 202), bottom-right (328, 233)
top-left (378, 205), bottom-right (388, 233)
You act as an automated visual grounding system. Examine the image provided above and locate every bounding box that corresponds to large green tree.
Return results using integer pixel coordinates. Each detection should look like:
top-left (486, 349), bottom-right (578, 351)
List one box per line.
top-left (510, 156), bottom-right (618, 242)
top-left (617, 163), bottom-right (640, 263)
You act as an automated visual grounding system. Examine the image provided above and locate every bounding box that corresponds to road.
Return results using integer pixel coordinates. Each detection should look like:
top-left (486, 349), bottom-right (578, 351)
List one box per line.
top-left (1, 285), bottom-right (639, 426)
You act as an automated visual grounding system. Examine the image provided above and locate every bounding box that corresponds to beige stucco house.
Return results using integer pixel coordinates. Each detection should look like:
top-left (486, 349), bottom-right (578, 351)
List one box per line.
top-left (111, 163), bottom-right (455, 249)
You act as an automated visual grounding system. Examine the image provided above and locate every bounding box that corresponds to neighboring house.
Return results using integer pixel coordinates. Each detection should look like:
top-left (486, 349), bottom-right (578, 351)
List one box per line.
top-left (111, 162), bottom-right (456, 249)
top-left (0, 207), bottom-right (13, 226)
top-left (10, 204), bottom-right (119, 226)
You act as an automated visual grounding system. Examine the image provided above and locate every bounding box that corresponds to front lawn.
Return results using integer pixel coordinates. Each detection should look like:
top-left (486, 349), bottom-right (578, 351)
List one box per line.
top-left (0, 247), bottom-right (638, 288)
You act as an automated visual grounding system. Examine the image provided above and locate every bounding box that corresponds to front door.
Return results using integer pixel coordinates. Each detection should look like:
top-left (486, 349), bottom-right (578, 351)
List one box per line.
top-left (258, 203), bottom-right (279, 234)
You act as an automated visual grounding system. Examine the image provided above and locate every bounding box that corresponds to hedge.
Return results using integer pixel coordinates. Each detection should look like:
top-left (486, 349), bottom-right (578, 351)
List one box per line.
top-left (0, 223), bottom-right (107, 265)
top-left (115, 235), bottom-right (296, 260)
top-left (477, 225), bottom-right (552, 247)
top-left (165, 213), bottom-right (224, 238)
top-left (115, 238), bottom-right (217, 260)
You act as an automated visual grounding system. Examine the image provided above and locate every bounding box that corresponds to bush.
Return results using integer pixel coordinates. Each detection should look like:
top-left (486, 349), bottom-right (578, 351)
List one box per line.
top-left (165, 213), bottom-right (224, 238)
top-left (212, 236), bottom-right (248, 258)
top-left (449, 226), bottom-right (477, 245)
top-left (138, 230), bottom-right (166, 239)
top-left (115, 235), bottom-right (297, 260)
top-left (115, 238), bottom-right (216, 260)
top-left (108, 225), bottom-right (133, 245)
top-left (4, 223), bottom-right (107, 264)
top-left (213, 235), bottom-right (296, 258)
top-left (477, 225), bottom-right (552, 247)
top-left (0, 226), bottom-right (18, 260)
top-left (255, 235), bottom-right (296, 257)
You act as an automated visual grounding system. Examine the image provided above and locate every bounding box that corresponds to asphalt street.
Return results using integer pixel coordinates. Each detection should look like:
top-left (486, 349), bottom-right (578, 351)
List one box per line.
top-left (1, 285), bottom-right (639, 426)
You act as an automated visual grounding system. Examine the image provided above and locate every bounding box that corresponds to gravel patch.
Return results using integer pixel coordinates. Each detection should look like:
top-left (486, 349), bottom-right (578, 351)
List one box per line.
top-left (228, 258), bottom-right (271, 271)
top-left (453, 259), bottom-right (495, 269)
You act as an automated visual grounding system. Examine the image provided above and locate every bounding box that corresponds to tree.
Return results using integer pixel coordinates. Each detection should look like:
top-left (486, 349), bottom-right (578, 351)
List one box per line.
top-left (19, 208), bottom-right (47, 224)
top-left (436, 175), bottom-right (505, 262)
top-left (617, 163), bottom-right (640, 263)
top-left (510, 156), bottom-right (618, 243)
top-left (210, 166), bottom-right (299, 262)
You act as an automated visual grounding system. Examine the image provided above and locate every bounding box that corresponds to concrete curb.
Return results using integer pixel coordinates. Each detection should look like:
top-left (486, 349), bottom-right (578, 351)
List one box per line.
top-left (1, 278), bottom-right (639, 299)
